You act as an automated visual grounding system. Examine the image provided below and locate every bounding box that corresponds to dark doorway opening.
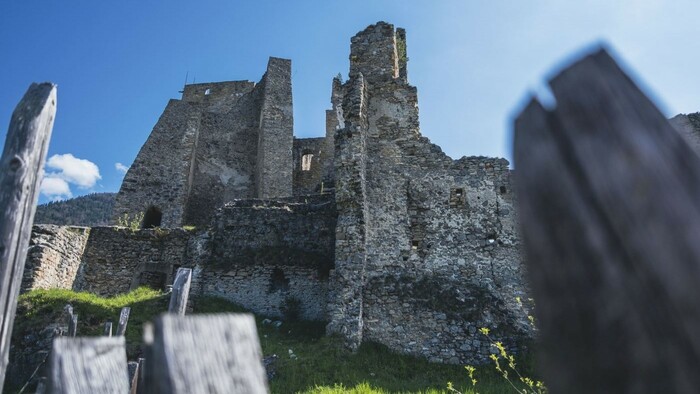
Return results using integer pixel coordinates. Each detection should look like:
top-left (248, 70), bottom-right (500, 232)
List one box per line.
top-left (142, 206), bottom-right (162, 228)
top-left (138, 271), bottom-right (167, 290)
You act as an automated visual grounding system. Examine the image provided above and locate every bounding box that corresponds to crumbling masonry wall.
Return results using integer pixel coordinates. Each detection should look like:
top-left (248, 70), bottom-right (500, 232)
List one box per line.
top-left (327, 22), bottom-right (531, 364)
top-left (21, 225), bottom-right (90, 292)
top-left (197, 195), bottom-right (335, 320)
top-left (24, 195), bottom-right (335, 320)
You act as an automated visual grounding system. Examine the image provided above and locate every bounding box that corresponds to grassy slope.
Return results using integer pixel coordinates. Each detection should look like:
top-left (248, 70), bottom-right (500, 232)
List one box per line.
top-left (11, 289), bottom-right (522, 394)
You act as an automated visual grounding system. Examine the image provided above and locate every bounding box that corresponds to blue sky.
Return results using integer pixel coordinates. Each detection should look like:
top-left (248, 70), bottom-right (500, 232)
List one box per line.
top-left (2, 1), bottom-right (700, 203)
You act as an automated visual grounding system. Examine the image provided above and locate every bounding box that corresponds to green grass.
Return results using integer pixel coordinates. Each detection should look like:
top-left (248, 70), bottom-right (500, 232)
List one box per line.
top-left (11, 289), bottom-right (527, 394)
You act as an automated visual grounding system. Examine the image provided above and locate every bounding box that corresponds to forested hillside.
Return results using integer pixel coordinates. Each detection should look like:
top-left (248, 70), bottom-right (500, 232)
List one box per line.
top-left (34, 193), bottom-right (116, 226)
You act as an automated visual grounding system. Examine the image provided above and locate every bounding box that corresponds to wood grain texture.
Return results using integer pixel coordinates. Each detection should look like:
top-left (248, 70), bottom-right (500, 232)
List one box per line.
top-left (168, 268), bottom-right (192, 315)
top-left (150, 313), bottom-right (268, 393)
top-left (0, 83), bottom-right (56, 387)
top-left (514, 48), bottom-right (700, 393)
top-left (49, 336), bottom-right (129, 394)
top-left (117, 307), bottom-right (130, 336)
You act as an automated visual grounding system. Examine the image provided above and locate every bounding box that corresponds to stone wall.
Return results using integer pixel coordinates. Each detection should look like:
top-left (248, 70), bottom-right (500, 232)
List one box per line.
top-left (25, 195), bottom-right (335, 320)
top-left (183, 84), bottom-right (262, 226)
top-left (671, 113), bottom-right (700, 154)
top-left (293, 137), bottom-right (325, 195)
top-left (256, 58), bottom-right (294, 199)
top-left (198, 196), bottom-right (336, 320)
top-left (112, 100), bottom-right (202, 227)
top-left (113, 57), bottom-right (294, 228)
top-left (327, 22), bottom-right (531, 364)
top-left (78, 227), bottom-right (193, 295)
top-left (21, 225), bottom-right (90, 293)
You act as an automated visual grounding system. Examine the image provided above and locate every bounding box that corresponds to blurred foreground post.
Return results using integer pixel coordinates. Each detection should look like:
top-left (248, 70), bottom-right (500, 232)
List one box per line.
top-left (148, 314), bottom-right (268, 393)
top-left (0, 83), bottom-right (56, 388)
top-left (514, 49), bottom-right (700, 393)
top-left (49, 337), bottom-right (129, 393)
top-left (168, 268), bottom-right (192, 315)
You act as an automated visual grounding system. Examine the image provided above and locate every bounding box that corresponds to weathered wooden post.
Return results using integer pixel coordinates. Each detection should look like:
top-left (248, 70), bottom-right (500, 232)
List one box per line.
top-left (67, 314), bottom-right (78, 337)
top-left (0, 83), bottom-right (56, 387)
top-left (514, 48), bottom-right (700, 393)
top-left (48, 337), bottom-right (129, 393)
top-left (116, 307), bottom-right (131, 336)
top-left (131, 357), bottom-right (144, 394)
top-left (103, 321), bottom-right (113, 337)
top-left (168, 268), bottom-right (192, 315)
top-left (149, 314), bottom-right (268, 393)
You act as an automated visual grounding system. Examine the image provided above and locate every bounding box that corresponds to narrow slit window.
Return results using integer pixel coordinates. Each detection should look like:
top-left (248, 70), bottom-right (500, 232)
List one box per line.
top-left (301, 154), bottom-right (313, 171)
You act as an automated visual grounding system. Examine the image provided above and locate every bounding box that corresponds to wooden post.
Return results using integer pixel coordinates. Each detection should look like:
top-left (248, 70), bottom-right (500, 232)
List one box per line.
top-left (68, 314), bottom-right (78, 338)
top-left (103, 321), bottom-right (113, 337)
top-left (168, 268), bottom-right (192, 315)
top-left (513, 49), bottom-right (700, 393)
top-left (149, 314), bottom-right (268, 393)
top-left (48, 337), bottom-right (129, 393)
top-left (116, 307), bottom-right (131, 336)
top-left (133, 357), bottom-right (145, 394)
top-left (0, 83), bottom-right (56, 387)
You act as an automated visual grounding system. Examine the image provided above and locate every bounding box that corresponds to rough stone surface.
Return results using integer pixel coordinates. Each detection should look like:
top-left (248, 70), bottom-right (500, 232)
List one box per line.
top-left (21, 225), bottom-right (89, 293)
top-left (113, 58), bottom-right (295, 228)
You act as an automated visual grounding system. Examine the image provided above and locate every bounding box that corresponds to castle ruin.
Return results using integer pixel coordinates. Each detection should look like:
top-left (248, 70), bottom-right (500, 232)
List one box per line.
top-left (24, 22), bottom-right (534, 364)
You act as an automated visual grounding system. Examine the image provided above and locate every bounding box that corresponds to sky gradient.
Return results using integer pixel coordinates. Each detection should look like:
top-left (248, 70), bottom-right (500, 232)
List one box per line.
top-left (2, 1), bottom-right (700, 202)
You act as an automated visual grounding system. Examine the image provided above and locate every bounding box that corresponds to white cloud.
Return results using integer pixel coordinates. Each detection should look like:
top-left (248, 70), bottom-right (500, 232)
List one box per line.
top-left (40, 176), bottom-right (72, 201)
top-left (45, 153), bottom-right (101, 188)
top-left (115, 162), bottom-right (129, 174)
top-left (40, 153), bottom-right (101, 200)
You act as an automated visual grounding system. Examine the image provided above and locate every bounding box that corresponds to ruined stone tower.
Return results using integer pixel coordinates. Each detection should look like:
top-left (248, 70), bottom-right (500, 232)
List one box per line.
top-left (112, 57), bottom-right (295, 228)
top-left (325, 22), bottom-right (527, 358)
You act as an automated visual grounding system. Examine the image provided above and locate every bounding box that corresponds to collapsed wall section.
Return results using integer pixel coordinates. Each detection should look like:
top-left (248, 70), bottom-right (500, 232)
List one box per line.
top-left (200, 195), bottom-right (335, 320)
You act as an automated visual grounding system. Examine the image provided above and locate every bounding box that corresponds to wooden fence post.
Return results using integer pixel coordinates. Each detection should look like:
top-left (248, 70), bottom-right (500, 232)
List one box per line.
top-left (68, 314), bottom-right (78, 338)
top-left (149, 314), bottom-right (268, 393)
top-left (168, 268), bottom-right (192, 315)
top-left (103, 321), bottom-right (113, 337)
top-left (116, 307), bottom-right (131, 336)
top-left (48, 337), bottom-right (129, 393)
top-left (0, 83), bottom-right (56, 387)
top-left (513, 48), bottom-right (700, 393)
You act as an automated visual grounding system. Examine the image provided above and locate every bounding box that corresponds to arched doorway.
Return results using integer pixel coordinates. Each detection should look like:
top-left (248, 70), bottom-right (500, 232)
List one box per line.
top-left (142, 206), bottom-right (162, 228)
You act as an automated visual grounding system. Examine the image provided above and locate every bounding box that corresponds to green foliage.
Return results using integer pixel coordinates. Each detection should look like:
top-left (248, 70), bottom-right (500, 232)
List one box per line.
top-left (34, 192), bottom-right (116, 226)
top-left (396, 35), bottom-right (408, 64)
top-left (116, 211), bottom-right (144, 231)
top-left (14, 287), bottom-right (168, 359)
top-left (12, 291), bottom-right (520, 394)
